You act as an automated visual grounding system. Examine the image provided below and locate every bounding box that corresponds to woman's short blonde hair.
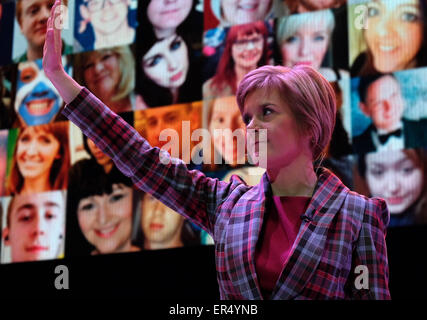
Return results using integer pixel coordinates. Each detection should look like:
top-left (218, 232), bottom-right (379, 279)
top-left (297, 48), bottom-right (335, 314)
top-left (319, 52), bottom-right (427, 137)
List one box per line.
top-left (236, 65), bottom-right (336, 161)
top-left (73, 45), bottom-right (135, 102)
top-left (276, 9), bottom-right (335, 47)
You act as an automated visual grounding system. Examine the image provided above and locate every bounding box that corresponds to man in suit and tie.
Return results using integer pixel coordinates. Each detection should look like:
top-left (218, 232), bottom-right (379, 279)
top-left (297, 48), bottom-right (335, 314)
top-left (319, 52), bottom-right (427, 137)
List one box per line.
top-left (353, 73), bottom-right (427, 154)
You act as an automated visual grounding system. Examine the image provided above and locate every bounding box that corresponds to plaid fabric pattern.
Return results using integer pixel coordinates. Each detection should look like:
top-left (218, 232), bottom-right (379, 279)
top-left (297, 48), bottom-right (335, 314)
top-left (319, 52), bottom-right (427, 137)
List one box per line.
top-left (63, 88), bottom-right (391, 300)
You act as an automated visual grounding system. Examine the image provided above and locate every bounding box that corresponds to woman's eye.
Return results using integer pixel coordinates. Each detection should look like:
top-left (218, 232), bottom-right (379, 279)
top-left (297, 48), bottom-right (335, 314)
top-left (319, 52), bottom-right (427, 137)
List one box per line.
top-left (401, 12), bottom-right (419, 23)
top-left (170, 38), bottom-right (182, 51)
top-left (243, 115), bottom-right (251, 125)
top-left (285, 36), bottom-right (298, 44)
top-left (367, 6), bottom-right (380, 18)
top-left (19, 134), bottom-right (31, 143)
top-left (369, 169), bottom-right (384, 177)
top-left (102, 54), bottom-right (113, 61)
top-left (263, 107), bottom-right (273, 117)
top-left (80, 203), bottom-right (95, 211)
top-left (38, 136), bottom-right (52, 144)
top-left (145, 55), bottom-right (162, 68)
top-left (110, 194), bottom-right (125, 203)
top-left (84, 63), bottom-right (94, 70)
top-left (402, 166), bottom-right (415, 174)
top-left (314, 34), bottom-right (326, 42)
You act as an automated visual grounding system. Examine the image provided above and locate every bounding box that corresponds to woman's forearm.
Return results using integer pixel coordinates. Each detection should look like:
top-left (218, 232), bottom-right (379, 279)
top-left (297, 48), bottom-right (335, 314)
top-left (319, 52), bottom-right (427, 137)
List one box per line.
top-left (49, 70), bottom-right (83, 105)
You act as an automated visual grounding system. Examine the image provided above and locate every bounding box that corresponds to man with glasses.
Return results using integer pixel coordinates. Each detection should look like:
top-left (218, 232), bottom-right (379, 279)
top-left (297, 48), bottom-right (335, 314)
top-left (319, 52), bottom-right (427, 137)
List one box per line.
top-left (77, 0), bottom-right (135, 50)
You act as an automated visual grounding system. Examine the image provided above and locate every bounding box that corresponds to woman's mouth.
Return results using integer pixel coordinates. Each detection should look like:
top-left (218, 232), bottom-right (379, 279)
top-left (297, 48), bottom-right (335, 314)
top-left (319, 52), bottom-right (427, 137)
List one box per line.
top-left (25, 99), bottom-right (54, 116)
top-left (161, 8), bottom-right (180, 15)
top-left (170, 71), bottom-right (183, 82)
top-left (387, 196), bottom-right (404, 205)
top-left (149, 223), bottom-right (164, 231)
top-left (95, 224), bottom-right (120, 238)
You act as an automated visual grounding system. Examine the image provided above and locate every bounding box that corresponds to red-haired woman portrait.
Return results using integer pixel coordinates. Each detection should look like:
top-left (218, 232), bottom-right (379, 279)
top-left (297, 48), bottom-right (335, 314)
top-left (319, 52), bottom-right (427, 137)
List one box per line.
top-left (6, 121), bottom-right (70, 195)
top-left (203, 21), bottom-right (271, 99)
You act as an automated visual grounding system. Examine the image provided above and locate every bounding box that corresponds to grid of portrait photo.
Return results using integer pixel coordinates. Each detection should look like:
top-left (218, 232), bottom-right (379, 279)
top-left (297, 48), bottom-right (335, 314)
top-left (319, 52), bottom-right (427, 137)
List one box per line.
top-left (1, 0), bottom-right (427, 264)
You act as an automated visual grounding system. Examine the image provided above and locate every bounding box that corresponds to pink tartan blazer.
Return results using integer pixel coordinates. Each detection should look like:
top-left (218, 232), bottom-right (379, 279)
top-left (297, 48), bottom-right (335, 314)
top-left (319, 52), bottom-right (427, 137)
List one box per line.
top-left (63, 88), bottom-right (391, 300)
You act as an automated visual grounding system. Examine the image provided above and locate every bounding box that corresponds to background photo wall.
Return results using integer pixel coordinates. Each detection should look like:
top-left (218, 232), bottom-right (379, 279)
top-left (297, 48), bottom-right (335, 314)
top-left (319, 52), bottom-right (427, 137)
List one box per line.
top-left (0, 0), bottom-right (427, 299)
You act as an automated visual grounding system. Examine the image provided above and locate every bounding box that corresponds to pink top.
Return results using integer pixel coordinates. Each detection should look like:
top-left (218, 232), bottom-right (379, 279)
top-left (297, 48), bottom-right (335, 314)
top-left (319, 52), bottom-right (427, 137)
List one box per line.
top-left (255, 195), bottom-right (311, 299)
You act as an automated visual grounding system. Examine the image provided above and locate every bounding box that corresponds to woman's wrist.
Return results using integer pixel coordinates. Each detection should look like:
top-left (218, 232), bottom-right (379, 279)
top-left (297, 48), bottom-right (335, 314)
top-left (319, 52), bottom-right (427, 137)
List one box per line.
top-left (48, 69), bottom-right (83, 104)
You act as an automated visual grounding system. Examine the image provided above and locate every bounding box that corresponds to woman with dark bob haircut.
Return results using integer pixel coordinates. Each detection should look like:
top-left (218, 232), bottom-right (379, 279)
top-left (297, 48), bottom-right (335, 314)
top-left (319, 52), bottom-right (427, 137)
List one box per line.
top-left (44, 0), bottom-right (390, 299)
top-left (66, 158), bottom-right (141, 256)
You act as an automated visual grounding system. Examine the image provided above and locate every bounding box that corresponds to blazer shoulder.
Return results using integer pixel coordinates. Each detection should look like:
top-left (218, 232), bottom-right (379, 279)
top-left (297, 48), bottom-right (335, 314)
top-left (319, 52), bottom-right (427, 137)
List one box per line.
top-left (347, 191), bottom-right (390, 230)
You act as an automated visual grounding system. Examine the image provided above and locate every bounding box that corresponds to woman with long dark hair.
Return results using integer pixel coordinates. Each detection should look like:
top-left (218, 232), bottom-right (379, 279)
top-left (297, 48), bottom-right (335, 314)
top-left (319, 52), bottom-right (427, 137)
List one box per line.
top-left (351, 0), bottom-right (427, 76)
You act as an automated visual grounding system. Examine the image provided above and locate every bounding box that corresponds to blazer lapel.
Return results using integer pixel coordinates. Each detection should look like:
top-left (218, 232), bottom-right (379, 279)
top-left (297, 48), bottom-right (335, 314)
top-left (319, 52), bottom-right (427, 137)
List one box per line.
top-left (224, 172), bottom-right (272, 299)
top-left (270, 168), bottom-right (349, 300)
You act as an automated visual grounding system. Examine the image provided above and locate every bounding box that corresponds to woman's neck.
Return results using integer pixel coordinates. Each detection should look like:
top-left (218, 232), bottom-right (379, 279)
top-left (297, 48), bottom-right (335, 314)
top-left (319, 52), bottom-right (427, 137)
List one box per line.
top-left (235, 64), bottom-right (256, 88)
top-left (21, 175), bottom-right (51, 194)
top-left (155, 27), bottom-right (176, 39)
top-left (94, 23), bottom-right (135, 48)
top-left (267, 155), bottom-right (317, 197)
top-left (171, 88), bottom-right (179, 104)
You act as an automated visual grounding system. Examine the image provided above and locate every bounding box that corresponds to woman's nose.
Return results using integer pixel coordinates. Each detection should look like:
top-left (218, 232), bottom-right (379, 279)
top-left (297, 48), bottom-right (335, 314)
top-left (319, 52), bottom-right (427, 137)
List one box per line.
top-left (299, 37), bottom-right (310, 57)
top-left (385, 174), bottom-right (400, 194)
top-left (94, 61), bottom-right (105, 73)
top-left (96, 203), bottom-right (109, 225)
top-left (166, 55), bottom-right (178, 71)
top-left (25, 140), bottom-right (39, 156)
top-left (373, 16), bottom-right (394, 37)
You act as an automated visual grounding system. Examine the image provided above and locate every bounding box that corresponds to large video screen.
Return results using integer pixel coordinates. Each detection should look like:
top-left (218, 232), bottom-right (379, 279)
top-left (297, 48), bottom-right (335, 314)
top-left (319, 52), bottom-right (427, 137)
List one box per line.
top-left (0, 0), bottom-right (426, 264)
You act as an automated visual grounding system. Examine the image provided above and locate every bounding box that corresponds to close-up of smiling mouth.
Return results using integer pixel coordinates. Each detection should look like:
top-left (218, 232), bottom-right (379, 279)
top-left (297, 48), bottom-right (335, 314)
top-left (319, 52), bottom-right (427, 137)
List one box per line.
top-left (26, 99), bottom-right (54, 116)
top-left (238, 2), bottom-right (259, 11)
top-left (378, 44), bottom-right (398, 53)
top-left (95, 224), bottom-right (120, 238)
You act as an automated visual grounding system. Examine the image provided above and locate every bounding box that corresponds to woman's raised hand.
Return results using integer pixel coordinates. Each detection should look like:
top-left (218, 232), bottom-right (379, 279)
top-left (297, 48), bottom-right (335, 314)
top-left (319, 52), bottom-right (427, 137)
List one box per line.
top-left (42, 0), bottom-right (82, 105)
top-left (43, 0), bottom-right (64, 79)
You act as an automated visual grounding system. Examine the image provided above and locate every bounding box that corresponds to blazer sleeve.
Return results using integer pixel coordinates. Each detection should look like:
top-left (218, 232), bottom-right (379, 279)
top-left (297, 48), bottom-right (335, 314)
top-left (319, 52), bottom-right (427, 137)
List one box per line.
top-left (348, 197), bottom-right (391, 300)
top-left (62, 87), bottom-right (239, 236)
